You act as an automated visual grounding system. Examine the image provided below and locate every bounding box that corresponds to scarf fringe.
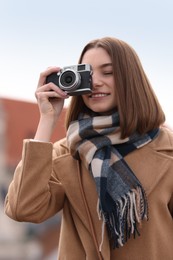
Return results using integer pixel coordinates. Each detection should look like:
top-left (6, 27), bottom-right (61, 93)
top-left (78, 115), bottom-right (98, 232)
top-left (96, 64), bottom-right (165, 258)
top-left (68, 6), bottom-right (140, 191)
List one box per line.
top-left (99, 185), bottom-right (148, 248)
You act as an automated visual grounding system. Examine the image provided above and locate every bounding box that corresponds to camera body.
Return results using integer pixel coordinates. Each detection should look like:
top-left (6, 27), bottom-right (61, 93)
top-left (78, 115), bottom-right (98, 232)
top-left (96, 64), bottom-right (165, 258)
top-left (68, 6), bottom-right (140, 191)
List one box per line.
top-left (46, 64), bottom-right (92, 96)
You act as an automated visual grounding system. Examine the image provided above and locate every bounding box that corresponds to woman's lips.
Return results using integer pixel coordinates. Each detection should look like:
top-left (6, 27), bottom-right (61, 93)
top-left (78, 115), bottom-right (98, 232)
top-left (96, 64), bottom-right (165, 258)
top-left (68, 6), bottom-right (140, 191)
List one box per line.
top-left (89, 92), bottom-right (110, 98)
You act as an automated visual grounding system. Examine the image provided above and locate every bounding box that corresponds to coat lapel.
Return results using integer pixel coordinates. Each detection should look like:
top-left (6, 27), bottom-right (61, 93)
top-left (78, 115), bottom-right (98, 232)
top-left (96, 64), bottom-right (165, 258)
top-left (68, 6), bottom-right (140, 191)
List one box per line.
top-left (125, 146), bottom-right (171, 196)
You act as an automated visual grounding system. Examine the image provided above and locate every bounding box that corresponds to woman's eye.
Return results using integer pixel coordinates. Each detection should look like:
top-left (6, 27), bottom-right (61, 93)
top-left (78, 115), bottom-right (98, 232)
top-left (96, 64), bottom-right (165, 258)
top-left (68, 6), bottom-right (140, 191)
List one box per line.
top-left (103, 71), bottom-right (113, 75)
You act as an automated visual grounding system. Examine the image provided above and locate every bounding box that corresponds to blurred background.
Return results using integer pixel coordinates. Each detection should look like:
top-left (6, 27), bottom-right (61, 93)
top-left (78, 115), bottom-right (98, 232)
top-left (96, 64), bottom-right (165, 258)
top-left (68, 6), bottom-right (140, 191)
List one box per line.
top-left (0, 98), bottom-right (66, 259)
top-left (0, 0), bottom-right (173, 259)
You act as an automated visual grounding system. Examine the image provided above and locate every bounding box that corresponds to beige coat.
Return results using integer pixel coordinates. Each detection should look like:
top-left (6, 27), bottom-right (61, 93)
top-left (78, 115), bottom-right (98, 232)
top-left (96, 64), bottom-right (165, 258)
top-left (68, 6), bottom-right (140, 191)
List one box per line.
top-left (5, 127), bottom-right (173, 260)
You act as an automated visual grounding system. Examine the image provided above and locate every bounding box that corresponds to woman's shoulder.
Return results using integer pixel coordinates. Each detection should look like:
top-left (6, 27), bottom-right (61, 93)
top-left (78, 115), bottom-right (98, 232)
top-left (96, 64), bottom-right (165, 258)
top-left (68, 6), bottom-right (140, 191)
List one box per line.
top-left (157, 126), bottom-right (173, 145)
top-left (149, 126), bottom-right (173, 156)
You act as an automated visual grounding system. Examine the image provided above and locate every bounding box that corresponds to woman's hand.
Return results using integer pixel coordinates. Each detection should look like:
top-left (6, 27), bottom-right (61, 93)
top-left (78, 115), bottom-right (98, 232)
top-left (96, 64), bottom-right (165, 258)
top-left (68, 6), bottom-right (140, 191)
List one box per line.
top-left (35, 67), bottom-right (69, 121)
top-left (34, 67), bottom-right (69, 142)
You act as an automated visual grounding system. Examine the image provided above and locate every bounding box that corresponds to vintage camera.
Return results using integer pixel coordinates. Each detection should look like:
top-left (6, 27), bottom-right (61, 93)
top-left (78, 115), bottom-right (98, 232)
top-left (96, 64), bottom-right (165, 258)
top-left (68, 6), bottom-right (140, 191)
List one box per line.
top-left (46, 64), bottom-right (92, 96)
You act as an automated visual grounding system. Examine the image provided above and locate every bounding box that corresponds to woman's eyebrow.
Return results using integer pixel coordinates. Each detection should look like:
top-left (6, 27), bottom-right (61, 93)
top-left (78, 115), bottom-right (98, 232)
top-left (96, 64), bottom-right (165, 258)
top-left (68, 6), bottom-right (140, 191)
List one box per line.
top-left (100, 63), bottom-right (113, 68)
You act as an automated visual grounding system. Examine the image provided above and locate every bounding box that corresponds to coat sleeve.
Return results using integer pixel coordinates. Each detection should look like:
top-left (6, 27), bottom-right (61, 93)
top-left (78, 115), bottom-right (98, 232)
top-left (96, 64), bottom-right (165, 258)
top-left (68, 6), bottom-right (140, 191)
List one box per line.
top-left (4, 139), bottom-right (65, 223)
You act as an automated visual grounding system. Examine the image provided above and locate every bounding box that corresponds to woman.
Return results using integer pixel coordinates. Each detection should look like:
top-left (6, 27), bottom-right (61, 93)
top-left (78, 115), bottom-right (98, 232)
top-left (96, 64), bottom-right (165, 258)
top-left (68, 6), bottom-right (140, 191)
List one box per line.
top-left (5, 37), bottom-right (173, 259)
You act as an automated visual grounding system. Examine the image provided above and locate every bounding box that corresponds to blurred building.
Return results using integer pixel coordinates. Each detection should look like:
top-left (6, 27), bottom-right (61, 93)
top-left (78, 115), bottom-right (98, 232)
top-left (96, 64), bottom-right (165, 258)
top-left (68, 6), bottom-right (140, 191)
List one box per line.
top-left (0, 97), bottom-right (66, 260)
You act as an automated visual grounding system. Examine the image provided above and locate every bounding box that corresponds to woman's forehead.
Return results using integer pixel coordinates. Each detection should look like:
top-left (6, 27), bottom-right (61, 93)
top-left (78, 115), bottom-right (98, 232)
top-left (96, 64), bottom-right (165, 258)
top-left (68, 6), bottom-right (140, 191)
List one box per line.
top-left (82, 47), bottom-right (111, 66)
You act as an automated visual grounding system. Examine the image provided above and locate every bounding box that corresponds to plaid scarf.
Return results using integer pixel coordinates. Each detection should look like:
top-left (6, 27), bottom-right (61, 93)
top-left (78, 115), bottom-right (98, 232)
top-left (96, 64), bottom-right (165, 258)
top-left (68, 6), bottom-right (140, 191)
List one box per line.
top-left (67, 112), bottom-right (159, 249)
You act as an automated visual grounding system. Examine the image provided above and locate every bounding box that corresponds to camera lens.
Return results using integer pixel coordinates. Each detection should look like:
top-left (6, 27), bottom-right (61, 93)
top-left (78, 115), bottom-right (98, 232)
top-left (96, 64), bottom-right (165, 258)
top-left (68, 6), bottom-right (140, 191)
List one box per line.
top-left (59, 69), bottom-right (81, 91)
top-left (65, 75), bottom-right (73, 84)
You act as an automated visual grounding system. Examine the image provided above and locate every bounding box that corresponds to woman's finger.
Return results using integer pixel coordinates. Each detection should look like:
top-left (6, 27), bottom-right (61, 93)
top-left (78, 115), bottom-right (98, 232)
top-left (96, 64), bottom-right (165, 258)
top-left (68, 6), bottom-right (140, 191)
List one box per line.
top-left (35, 82), bottom-right (68, 99)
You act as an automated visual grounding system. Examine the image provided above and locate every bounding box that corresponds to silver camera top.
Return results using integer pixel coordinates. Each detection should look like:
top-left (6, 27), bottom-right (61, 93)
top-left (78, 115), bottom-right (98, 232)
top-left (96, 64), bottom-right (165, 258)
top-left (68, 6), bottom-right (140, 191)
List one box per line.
top-left (61, 64), bottom-right (92, 72)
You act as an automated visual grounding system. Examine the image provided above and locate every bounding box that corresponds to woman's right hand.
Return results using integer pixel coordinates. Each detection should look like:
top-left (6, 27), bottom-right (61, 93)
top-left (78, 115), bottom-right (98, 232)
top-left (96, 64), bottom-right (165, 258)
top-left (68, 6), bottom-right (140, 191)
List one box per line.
top-left (34, 67), bottom-right (69, 142)
top-left (35, 67), bottom-right (69, 121)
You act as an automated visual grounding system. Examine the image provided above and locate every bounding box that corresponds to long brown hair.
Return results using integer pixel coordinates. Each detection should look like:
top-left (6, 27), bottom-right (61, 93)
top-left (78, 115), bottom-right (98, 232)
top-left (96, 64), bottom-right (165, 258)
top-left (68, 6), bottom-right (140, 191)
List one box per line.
top-left (65, 37), bottom-right (165, 138)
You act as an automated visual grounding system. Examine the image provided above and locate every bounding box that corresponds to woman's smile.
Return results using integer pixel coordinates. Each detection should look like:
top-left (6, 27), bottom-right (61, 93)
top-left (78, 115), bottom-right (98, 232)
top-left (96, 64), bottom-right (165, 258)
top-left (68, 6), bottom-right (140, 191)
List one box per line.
top-left (89, 92), bottom-right (110, 99)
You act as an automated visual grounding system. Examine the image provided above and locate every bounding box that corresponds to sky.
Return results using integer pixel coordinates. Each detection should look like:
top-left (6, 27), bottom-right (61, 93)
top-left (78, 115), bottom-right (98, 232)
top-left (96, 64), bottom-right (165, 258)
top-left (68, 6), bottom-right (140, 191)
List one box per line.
top-left (0, 0), bottom-right (172, 126)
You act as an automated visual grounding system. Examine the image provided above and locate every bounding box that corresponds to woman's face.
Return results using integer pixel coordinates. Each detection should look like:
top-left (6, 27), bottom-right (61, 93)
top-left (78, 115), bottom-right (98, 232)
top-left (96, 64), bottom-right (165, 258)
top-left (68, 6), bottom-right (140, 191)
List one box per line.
top-left (81, 47), bottom-right (117, 114)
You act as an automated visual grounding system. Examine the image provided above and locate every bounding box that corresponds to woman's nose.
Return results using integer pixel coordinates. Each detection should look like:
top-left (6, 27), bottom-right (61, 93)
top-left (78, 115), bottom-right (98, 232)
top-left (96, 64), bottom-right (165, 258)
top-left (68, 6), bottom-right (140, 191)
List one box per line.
top-left (92, 73), bottom-right (102, 87)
